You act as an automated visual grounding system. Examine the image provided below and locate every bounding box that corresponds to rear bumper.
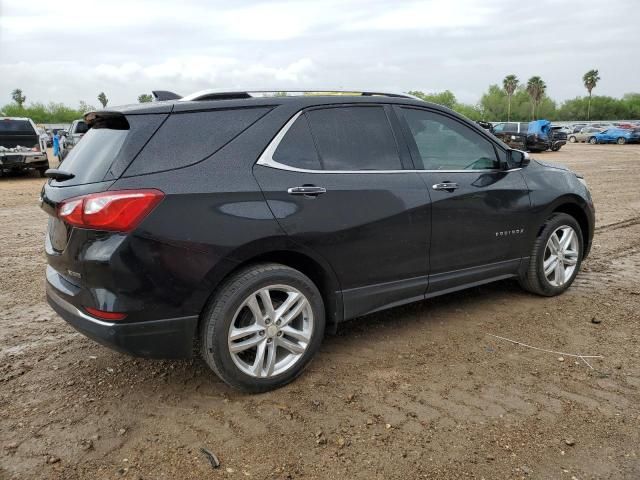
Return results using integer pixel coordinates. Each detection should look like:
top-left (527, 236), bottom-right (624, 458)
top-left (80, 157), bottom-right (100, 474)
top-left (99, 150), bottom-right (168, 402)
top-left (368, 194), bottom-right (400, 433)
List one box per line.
top-left (0, 153), bottom-right (49, 172)
top-left (46, 281), bottom-right (198, 359)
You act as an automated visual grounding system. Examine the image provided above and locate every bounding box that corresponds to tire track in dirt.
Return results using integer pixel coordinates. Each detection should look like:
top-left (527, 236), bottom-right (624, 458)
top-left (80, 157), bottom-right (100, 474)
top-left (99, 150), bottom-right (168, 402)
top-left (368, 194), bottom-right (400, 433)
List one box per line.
top-left (594, 216), bottom-right (640, 232)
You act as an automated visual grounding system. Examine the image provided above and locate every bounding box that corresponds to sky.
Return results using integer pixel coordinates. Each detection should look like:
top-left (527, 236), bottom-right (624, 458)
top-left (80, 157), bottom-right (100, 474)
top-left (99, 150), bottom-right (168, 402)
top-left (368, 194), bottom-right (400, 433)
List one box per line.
top-left (0, 0), bottom-right (638, 108)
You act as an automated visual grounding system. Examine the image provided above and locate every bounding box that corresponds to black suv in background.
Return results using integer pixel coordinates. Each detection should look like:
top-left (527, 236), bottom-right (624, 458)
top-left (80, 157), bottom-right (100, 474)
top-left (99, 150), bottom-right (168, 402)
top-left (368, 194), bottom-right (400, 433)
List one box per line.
top-left (42, 90), bottom-right (594, 392)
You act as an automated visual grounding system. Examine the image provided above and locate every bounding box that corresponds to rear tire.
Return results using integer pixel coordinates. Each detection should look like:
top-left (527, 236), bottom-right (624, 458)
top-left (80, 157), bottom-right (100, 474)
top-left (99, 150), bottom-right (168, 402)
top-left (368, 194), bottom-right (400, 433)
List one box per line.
top-left (617, 137), bottom-right (626, 145)
top-left (519, 213), bottom-right (583, 296)
top-left (200, 263), bottom-right (325, 392)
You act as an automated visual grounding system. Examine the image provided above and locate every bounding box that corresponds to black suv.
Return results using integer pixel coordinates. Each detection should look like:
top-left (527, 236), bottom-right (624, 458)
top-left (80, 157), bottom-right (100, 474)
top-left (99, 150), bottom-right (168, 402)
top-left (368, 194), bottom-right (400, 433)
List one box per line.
top-left (42, 90), bottom-right (595, 392)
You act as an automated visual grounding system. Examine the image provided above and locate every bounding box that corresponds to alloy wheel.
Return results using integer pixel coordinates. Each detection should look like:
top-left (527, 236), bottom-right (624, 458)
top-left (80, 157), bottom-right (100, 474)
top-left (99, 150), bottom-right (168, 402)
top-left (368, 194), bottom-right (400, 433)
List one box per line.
top-left (228, 285), bottom-right (313, 378)
top-left (543, 226), bottom-right (579, 287)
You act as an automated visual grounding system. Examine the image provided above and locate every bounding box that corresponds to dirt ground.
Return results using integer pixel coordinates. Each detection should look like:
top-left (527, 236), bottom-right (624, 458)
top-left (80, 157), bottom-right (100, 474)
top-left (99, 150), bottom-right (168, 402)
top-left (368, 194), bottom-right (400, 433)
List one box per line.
top-left (1, 143), bottom-right (639, 480)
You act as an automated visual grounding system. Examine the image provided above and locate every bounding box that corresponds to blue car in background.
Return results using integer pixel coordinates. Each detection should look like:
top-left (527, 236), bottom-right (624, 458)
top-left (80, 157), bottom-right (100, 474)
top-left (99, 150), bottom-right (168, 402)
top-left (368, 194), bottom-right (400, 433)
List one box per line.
top-left (589, 128), bottom-right (640, 145)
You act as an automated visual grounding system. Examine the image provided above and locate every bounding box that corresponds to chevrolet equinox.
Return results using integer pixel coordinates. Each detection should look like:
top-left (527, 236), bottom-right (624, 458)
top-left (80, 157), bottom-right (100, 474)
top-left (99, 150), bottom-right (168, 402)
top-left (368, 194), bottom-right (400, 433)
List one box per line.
top-left (42, 90), bottom-right (595, 392)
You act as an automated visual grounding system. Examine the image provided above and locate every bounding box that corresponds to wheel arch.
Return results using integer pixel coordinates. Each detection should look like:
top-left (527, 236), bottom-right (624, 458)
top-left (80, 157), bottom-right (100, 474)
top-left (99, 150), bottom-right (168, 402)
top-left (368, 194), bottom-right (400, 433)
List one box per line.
top-left (196, 245), bottom-right (344, 337)
top-left (549, 202), bottom-right (592, 259)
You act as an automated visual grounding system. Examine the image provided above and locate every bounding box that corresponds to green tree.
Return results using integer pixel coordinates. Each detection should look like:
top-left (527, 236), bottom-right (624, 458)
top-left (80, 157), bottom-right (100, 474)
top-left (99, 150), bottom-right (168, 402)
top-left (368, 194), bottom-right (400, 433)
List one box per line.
top-left (582, 69), bottom-right (600, 120)
top-left (526, 76), bottom-right (547, 120)
top-left (78, 101), bottom-right (96, 114)
top-left (408, 90), bottom-right (457, 110)
top-left (138, 94), bottom-right (153, 103)
top-left (97, 92), bottom-right (108, 108)
top-left (502, 75), bottom-right (519, 121)
top-left (11, 88), bottom-right (26, 108)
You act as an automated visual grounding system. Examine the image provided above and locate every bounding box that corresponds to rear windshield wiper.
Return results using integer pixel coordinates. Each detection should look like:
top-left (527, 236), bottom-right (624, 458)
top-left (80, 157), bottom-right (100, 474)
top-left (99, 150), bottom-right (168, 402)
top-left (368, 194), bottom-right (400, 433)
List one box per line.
top-left (44, 169), bottom-right (75, 181)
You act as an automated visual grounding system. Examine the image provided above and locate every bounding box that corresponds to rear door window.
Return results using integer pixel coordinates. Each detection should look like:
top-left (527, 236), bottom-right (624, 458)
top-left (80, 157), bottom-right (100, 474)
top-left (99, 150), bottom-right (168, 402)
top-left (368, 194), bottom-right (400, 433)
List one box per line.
top-left (305, 106), bottom-right (402, 170)
top-left (272, 115), bottom-right (322, 170)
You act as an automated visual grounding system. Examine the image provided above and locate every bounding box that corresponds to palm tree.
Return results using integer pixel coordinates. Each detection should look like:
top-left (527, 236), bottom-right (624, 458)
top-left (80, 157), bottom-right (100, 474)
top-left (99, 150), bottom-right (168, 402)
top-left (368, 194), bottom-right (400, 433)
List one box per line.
top-left (526, 76), bottom-right (547, 120)
top-left (583, 69), bottom-right (600, 120)
top-left (502, 75), bottom-right (519, 121)
top-left (97, 92), bottom-right (108, 108)
top-left (11, 88), bottom-right (26, 108)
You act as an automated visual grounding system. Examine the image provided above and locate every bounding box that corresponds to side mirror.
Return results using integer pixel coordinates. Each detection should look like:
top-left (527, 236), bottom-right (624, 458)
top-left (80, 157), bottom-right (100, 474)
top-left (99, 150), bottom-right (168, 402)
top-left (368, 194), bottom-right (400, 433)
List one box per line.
top-left (509, 149), bottom-right (530, 168)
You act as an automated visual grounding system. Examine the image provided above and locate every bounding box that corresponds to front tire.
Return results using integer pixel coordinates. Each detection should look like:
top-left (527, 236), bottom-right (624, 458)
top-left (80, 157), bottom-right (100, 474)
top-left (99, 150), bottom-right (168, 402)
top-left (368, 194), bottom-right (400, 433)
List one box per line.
top-left (617, 137), bottom-right (626, 145)
top-left (588, 137), bottom-right (597, 144)
top-left (200, 263), bottom-right (325, 392)
top-left (519, 213), bottom-right (583, 296)
top-left (568, 136), bottom-right (577, 143)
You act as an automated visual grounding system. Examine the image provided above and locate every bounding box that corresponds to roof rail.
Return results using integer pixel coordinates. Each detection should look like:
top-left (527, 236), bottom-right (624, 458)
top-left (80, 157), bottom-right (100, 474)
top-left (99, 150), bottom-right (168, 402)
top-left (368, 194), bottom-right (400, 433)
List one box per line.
top-left (178, 89), bottom-right (422, 102)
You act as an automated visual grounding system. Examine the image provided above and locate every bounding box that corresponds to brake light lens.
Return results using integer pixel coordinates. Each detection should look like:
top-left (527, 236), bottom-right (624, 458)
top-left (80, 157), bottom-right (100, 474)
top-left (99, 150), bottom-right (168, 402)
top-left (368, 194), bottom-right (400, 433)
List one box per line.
top-left (84, 307), bottom-right (127, 321)
top-left (32, 144), bottom-right (41, 152)
top-left (58, 189), bottom-right (164, 232)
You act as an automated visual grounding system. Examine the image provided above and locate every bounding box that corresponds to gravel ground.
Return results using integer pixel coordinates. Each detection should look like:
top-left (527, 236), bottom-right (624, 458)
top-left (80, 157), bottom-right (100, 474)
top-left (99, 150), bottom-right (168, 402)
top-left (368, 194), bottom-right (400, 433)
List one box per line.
top-left (1, 143), bottom-right (639, 480)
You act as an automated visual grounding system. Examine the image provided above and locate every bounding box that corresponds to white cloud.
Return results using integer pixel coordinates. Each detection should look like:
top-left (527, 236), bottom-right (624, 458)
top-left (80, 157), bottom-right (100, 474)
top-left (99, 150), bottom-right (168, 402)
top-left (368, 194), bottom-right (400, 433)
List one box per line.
top-left (0, 0), bottom-right (638, 107)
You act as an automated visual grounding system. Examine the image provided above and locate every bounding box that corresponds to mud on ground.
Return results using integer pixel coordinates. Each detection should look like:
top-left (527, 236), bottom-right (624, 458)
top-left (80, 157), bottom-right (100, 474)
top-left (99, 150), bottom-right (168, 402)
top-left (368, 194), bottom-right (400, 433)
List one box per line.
top-left (1, 144), bottom-right (639, 479)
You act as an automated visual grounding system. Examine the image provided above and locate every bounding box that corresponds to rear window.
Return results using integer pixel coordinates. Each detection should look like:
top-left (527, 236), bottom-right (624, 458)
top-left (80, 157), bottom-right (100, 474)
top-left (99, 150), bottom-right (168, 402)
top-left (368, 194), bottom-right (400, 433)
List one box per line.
top-left (0, 119), bottom-right (35, 134)
top-left (56, 128), bottom-right (128, 185)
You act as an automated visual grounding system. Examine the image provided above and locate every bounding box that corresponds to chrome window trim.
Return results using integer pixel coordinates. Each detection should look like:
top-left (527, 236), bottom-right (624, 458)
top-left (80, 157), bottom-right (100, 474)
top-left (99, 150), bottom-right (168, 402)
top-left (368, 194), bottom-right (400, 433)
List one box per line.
top-left (255, 109), bottom-right (522, 174)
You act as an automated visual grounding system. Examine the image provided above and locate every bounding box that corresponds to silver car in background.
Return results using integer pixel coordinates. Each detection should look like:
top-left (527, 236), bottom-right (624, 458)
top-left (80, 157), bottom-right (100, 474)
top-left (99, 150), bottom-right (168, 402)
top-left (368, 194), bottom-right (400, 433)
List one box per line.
top-left (568, 127), bottom-right (604, 143)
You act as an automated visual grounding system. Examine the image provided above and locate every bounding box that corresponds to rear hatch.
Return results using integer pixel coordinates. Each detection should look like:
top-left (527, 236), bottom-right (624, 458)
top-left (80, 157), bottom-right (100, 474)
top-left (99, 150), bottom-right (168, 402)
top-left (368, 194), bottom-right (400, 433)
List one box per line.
top-left (42, 109), bottom-right (169, 256)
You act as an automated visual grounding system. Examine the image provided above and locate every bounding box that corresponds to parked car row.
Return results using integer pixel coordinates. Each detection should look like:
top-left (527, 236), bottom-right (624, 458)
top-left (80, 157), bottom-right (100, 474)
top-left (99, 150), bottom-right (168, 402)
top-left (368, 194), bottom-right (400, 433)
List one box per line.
top-left (568, 126), bottom-right (640, 145)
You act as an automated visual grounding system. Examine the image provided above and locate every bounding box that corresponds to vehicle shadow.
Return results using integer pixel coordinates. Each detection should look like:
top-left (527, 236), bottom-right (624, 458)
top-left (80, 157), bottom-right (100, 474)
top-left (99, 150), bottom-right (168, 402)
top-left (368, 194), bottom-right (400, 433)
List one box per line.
top-left (75, 278), bottom-right (533, 399)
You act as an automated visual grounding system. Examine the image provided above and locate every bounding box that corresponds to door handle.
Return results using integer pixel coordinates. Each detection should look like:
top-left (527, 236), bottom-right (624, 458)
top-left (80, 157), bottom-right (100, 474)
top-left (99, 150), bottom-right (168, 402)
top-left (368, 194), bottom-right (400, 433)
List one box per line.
top-left (432, 182), bottom-right (459, 191)
top-left (287, 186), bottom-right (327, 196)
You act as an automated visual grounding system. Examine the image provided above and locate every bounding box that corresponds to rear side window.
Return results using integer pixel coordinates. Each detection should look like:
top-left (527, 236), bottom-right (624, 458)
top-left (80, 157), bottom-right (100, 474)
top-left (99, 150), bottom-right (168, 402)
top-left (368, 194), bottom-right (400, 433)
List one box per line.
top-left (305, 106), bottom-right (402, 170)
top-left (125, 107), bottom-right (271, 176)
top-left (272, 115), bottom-right (322, 170)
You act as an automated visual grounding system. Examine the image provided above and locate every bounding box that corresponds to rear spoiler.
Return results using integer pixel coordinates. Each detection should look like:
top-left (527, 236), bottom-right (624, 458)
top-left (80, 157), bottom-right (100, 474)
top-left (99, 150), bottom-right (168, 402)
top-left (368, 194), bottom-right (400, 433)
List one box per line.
top-left (83, 111), bottom-right (129, 130)
top-left (152, 90), bottom-right (182, 101)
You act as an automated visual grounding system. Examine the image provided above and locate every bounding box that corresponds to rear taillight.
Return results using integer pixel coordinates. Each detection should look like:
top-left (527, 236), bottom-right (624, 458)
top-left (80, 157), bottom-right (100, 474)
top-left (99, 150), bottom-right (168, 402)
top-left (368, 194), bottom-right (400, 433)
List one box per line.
top-left (58, 189), bottom-right (164, 232)
top-left (32, 144), bottom-right (41, 152)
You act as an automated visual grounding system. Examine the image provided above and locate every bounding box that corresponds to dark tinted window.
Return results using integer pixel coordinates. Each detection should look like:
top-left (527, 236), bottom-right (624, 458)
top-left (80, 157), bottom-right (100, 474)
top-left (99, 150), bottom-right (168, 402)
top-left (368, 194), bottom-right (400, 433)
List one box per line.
top-left (75, 121), bottom-right (89, 134)
top-left (306, 106), bottom-right (402, 170)
top-left (0, 119), bottom-right (34, 133)
top-left (503, 123), bottom-right (518, 132)
top-left (126, 107), bottom-right (271, 176)
top-left (272, 115), bottom-right (321, 170)
top-left (401, 108), bottom-right (499, 170)
top-left (56, 128), bottom-right (128, 184)
top-left (519, 123), bottom-right (529, 132)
